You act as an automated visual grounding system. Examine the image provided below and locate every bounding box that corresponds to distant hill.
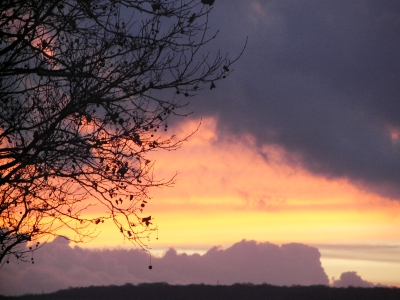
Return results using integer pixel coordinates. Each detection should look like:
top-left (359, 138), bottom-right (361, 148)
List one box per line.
top-left (2, 283), bottom-right (400, 300)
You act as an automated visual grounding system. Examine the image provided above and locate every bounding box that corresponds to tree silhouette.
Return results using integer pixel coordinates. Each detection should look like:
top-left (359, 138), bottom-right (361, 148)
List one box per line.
top-left (0, 0), bottom-right (241, 265)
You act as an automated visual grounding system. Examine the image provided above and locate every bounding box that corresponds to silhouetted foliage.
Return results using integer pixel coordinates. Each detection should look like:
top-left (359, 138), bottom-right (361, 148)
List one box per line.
top-left (2, 283), bottom-right (400, 300)
top-left (0, 0), bottom-right (241, 265)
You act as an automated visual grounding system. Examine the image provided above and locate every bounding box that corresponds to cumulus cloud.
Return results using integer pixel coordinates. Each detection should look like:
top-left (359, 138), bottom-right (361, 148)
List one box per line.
top-left (186, 0), bottom-right (400, 199)
top-left (332, 271), bottom-right (374, 288)
top-left (0, 239), bottom-right (329, 296)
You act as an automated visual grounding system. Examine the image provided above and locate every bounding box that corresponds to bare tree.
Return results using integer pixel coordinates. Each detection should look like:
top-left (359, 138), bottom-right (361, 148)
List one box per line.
top-left (0, 0), bottom-right (242, 265)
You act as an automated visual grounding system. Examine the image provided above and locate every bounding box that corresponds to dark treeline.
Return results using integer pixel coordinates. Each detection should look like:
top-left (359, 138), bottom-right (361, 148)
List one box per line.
top-left (2, 283), bottom-right (400, 300)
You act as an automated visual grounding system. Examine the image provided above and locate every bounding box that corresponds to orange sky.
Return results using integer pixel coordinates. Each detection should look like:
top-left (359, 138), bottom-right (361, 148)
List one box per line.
top-left (68, 117), bottom-right (400, 286)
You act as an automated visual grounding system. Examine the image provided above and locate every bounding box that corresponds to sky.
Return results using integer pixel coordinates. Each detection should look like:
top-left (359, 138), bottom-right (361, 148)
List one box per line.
top-left (2, 0), bottom-right (400, 295)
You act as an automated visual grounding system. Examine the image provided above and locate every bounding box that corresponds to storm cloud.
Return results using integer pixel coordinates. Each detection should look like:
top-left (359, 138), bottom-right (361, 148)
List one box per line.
top-left (0, 239), bottom-right (329, 296)
top-left (186, 0), bottom-right (400, 198)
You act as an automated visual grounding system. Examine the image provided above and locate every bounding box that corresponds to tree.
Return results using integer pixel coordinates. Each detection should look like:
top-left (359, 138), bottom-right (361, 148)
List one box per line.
top-left (0, 0), bottom-right (241, 265)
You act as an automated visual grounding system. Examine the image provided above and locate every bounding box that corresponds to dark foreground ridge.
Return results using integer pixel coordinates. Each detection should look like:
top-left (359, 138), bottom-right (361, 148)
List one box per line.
top-left (1, 283), bottom-right (400, 300)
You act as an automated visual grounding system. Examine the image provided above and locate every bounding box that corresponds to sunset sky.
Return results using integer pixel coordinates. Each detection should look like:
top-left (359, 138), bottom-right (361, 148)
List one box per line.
top-left (89, 117), bottom-right (400, 286)
top-left (2, 0), bottom-right (400, 295)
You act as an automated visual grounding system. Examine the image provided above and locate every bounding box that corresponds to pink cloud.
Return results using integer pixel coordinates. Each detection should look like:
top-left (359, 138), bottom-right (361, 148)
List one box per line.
top-left (0, 239), bottom-right (329, 296)
top-left (332, 271), bottom-right (374, 288)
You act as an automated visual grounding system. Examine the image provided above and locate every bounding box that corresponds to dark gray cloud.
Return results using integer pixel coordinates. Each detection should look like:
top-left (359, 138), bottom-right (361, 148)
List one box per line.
top-left (187, 0), bottom-right (400, 198)
top-left (0, 238), bottom-right (329, 296)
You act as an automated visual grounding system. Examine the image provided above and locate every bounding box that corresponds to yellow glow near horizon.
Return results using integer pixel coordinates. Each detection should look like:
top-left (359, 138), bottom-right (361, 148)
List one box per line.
top-left (67, 117), bottom-right (400, 252)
